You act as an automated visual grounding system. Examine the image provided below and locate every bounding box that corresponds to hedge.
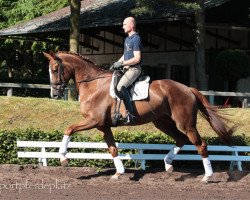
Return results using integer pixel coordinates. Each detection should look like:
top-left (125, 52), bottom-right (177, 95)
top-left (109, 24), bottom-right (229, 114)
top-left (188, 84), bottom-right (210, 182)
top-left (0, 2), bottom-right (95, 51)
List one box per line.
top-left (0, 129), bottom-right (249, 169)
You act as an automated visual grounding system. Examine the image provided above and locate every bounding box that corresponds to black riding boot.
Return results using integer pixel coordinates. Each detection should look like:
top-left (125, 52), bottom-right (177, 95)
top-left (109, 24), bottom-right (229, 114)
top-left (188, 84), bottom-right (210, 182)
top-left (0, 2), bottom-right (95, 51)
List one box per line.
top-left (120, 86), bottom-right (136, 124)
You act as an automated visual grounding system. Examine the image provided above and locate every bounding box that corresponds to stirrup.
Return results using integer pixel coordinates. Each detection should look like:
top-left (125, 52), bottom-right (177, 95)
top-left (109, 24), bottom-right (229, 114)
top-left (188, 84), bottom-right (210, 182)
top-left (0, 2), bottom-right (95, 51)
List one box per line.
top-left (124, 113), bottom-right (136, 125)
top-left (112, 112), bottom-right (122, 126)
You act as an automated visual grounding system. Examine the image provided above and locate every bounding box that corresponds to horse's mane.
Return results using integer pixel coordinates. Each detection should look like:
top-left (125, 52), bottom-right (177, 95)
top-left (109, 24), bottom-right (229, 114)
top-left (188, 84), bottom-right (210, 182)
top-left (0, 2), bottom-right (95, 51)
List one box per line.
top-left (57, 51), bottom-right (97, 66)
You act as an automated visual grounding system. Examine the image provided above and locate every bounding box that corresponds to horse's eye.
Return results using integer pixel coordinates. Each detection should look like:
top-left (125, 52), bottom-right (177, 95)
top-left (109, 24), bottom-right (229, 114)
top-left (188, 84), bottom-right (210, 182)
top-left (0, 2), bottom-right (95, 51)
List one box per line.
top-left (53, 69), bottom-right (58, 74)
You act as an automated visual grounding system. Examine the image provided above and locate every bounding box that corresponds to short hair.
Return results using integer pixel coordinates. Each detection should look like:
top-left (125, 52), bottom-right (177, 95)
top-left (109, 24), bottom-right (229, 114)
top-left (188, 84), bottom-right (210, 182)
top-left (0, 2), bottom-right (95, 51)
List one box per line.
top-left (125, 17), bottom-right (136, 28)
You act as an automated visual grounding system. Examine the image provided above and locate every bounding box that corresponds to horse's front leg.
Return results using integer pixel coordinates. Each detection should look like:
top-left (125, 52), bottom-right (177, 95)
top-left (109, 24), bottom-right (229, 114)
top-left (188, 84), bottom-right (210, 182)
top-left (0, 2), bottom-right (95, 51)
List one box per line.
top-left (59, 118), bottom-right (98, 167)
top-left (99, 127), bottom-right (125, 180)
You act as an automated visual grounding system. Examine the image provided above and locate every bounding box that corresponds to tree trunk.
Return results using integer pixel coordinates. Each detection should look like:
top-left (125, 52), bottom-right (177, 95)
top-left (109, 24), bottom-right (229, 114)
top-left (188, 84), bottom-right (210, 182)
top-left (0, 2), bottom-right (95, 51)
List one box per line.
top-left (69, 0), bottom-right (80, 53)
top-left (194, 0), bottom-right (208, 90)
top-left (68, 0), bottom-right (81, 101)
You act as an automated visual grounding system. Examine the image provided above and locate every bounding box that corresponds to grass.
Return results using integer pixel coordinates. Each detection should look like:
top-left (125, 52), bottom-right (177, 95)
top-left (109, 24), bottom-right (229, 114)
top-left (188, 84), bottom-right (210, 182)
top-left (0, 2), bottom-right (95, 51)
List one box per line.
top-left (0, 96), bottom-right (249, 137)
top-left (0, 96), bottom-right (81, 132)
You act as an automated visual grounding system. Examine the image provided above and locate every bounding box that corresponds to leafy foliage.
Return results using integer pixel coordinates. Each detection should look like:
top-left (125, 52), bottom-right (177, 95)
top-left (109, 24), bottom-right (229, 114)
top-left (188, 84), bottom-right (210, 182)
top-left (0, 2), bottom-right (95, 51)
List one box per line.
top-left (131, 0), bottom-right (199, 16)
top-left (0, 0), bottom-right (68, 29)
top-left (0, 0), bottom-right (69, 90)
top-left (215, 49), bottom-right (250, 81)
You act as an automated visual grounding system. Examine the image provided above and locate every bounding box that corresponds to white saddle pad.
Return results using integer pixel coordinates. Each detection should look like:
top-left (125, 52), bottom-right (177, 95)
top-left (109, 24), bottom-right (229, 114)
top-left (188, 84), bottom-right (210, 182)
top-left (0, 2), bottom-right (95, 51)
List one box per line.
top-left (110, 75), bottom-right (150, 101)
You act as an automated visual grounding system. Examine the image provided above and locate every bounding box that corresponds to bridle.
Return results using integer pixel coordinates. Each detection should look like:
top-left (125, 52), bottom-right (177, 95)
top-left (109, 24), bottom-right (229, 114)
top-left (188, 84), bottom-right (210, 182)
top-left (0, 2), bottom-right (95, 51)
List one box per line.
top-left (50, 55), bottom-right (110, 98)
top-left (49, 56), bottom-right (67, 97)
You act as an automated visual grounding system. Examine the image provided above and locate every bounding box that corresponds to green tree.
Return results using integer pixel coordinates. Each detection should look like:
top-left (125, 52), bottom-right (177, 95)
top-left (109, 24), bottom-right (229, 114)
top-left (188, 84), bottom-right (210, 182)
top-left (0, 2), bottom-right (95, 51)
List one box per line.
top-left (215, 49), bottom-right (250, 91)
top-left (0, 0), bottom-right (18, 29)
top-left (0, 0), bottom-right (69, 96)
top-left (0, 0), bottom-right (68, 29)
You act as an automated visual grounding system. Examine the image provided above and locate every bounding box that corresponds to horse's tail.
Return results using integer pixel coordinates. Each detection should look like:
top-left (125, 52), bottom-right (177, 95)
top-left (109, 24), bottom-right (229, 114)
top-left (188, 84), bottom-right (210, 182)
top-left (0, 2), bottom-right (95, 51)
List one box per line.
top-left (190, 87), bottom-right (235, 145)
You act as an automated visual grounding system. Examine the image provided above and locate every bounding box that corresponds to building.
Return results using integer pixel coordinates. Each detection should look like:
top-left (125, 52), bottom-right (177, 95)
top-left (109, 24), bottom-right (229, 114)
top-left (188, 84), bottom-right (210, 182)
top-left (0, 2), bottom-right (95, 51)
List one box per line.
top-left (0, 0), bottom-right (249, 92)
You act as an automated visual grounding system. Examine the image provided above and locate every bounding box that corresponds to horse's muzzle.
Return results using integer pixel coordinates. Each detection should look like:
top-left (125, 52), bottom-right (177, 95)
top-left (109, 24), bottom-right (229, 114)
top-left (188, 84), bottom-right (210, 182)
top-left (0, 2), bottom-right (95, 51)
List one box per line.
top-left (51, 85), bottom-right (65, 99)
top-left (52, 94), bottom-right (63, 99)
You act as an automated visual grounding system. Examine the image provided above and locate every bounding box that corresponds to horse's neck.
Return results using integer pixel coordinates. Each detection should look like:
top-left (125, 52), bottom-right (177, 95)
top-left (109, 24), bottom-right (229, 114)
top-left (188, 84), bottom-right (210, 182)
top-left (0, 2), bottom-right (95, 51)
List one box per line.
top-left (60, 54), bottom-right (111, 96)
top-left (74, 60), bottom-right (102, 82)
top-left (77, 69), bottom-right (112, 102)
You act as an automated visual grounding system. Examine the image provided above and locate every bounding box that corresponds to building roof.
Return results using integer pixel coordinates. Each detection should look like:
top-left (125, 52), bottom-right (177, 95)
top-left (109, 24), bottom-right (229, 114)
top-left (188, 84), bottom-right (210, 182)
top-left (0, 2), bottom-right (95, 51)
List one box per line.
top-left (0, 0), bottom-right (232, 36)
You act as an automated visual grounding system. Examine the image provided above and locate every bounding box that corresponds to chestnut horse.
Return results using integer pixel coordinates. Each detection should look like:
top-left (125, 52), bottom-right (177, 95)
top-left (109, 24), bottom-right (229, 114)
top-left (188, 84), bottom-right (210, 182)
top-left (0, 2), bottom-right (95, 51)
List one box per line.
top-left (43, 51), bottom-right (234, 182)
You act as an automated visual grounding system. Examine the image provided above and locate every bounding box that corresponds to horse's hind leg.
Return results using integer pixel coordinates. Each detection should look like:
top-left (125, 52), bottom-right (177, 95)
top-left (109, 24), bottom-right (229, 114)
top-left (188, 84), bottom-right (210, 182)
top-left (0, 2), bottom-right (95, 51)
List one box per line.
top-left (153, 117), bottom-right (189, 173)
top-left (186, 128), bottom-right (213, 183)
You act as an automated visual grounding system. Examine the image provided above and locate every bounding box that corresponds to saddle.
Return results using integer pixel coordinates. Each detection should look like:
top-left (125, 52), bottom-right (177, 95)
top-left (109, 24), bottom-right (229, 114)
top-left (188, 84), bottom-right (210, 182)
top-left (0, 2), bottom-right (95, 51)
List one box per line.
top-left (110, 71), bottom-right (150, 101)
top-left (110, 70), bottom-right (150, 126)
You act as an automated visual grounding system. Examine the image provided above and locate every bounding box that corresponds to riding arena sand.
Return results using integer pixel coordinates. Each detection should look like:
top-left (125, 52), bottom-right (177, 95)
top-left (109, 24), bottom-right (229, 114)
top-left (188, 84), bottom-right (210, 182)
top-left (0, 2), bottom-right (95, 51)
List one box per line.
top-left (0, 164), bottom-right (249, 200)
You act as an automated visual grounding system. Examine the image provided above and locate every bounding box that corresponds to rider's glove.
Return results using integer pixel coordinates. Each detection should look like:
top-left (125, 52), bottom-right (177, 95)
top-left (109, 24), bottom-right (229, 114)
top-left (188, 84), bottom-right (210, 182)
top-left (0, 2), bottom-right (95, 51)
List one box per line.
top-left (113, 61), bottom-right (123, 69)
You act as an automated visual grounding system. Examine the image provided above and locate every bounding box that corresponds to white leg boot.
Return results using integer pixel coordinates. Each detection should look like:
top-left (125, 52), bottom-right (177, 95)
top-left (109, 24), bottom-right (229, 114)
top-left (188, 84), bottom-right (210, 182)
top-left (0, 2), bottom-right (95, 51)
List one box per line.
top-left (59, 135), bottom-right (71, 167)
top-left (164, 146), bottom-right (181, 173)
top-left (201, 157), bottom-right (213, 183)
top-left (111, 156), bottom-right (125, 180)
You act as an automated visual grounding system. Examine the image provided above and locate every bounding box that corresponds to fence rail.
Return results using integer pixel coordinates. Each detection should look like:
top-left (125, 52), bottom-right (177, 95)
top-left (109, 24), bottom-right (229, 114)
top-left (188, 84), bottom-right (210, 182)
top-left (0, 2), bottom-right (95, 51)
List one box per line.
top-left (200, 90), bottom-right (250, 107)
top-left (1, 82), bottom-right (250, 106)
top-left (0, 82), bottom-right (73, 100)
top-left (17, 141), bottom-right (250, 171)
top-left (0, 83), bottom-right (75, 90)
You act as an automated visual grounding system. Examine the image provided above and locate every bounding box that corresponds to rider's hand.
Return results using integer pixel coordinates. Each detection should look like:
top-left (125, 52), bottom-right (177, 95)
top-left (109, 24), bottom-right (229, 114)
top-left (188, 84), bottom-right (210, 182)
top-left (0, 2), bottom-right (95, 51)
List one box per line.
top-left (113, 61), bottom-right (123, 69)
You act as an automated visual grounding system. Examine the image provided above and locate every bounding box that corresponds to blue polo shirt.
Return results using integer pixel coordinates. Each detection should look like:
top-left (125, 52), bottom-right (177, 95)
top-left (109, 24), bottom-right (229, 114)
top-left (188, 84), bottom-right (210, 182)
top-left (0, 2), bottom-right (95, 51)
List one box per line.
top-left (124, 33), bottom-right (142, 64)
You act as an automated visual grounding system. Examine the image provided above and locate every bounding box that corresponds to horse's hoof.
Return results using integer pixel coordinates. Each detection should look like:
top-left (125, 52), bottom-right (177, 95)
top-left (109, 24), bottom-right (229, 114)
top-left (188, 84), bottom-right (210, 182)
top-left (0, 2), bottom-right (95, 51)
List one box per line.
top-left (201, 175), bottom-right (212, 183)
top-left (110, 173), bottom-right (124, 180)
top-left (165, 163), bottom-right (173, 173)
top-left (60, 157), bottom-right (69, 167)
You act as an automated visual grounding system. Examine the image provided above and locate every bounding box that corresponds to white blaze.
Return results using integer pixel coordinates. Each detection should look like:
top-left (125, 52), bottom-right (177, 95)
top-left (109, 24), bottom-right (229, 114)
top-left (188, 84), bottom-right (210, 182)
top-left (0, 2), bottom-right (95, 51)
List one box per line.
top-left (49, 68), bottom-right (53, 98)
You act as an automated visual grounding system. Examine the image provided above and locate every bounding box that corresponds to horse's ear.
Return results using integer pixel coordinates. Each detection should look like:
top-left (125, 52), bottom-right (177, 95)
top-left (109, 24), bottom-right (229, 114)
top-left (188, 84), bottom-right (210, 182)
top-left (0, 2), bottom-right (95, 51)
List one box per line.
top-left (49, 50), bottom-right (56, 59)
top-left (43, 51), bottom-right (54, 61)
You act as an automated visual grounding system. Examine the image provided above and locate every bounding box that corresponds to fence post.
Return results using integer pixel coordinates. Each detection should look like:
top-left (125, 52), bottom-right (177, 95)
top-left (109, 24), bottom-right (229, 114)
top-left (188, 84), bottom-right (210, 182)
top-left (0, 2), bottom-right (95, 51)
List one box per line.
top-left (64, 89), bottom-right (68, 101)
top-left (38, 147), bottom-right (47, 166)
top-left (229, 151), bottom-right (242, 171)
top-left (208, 90), bottom-right (214, 105)
top-left (138, 149), bottom-right (145, 170)
top-left (7, 88), bottom-right (13, 96)
top-left (242, 99), bottom-right (247, 108)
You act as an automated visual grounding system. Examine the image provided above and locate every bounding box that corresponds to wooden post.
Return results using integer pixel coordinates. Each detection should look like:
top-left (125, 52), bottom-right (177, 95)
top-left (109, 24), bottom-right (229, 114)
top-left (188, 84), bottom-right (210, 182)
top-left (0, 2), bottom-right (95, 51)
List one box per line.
top-left (7, 88), bottom-right (13, 96)
top-left (7, 65), bottom-right (13, 96)
top-left (208, 90), bottom-right (215, 105)
top-left (242, 99), bottom-right (248, 108)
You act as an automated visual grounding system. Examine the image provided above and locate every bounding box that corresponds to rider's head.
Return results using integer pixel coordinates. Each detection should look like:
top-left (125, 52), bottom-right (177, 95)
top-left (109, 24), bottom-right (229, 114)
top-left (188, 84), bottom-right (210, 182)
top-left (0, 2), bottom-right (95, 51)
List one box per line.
top-left (122, 17), bottom-right (136, 35)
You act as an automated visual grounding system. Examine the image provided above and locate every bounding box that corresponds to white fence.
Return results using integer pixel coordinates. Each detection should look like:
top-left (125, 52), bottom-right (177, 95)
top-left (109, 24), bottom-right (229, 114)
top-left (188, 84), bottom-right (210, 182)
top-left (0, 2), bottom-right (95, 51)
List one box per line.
top-left (1, 82), bottom-right (250, 106)
top-left (0, 83), bottom-right (74, 100)
top-left (201, 90), bottom-right (250, 107)
top-left (17, 141), bottom-right (250, 171)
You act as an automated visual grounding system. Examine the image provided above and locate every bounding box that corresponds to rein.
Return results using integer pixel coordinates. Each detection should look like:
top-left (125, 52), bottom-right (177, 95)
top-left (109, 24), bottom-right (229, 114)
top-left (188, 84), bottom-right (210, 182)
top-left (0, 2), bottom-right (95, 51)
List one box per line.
top-left (76, 71), bottom-right (110, 84)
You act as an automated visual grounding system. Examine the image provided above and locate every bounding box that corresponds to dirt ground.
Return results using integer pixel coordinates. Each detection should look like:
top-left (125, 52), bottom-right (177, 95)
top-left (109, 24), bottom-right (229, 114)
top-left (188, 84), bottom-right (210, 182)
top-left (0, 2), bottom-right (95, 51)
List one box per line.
top-left (0, 164), bottom-right (249, 200)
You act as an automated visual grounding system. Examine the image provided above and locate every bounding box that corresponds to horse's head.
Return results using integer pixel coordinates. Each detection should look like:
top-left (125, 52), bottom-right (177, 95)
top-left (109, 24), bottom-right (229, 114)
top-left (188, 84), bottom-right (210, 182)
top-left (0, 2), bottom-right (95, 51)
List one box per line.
top-left (43, 51), bottom-right (70, 99)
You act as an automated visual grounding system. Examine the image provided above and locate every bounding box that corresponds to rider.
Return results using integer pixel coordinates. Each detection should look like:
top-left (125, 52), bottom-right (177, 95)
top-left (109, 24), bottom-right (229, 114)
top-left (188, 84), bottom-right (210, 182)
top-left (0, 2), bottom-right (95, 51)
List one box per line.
top-left (113, 16), bottom-right (142, 124)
